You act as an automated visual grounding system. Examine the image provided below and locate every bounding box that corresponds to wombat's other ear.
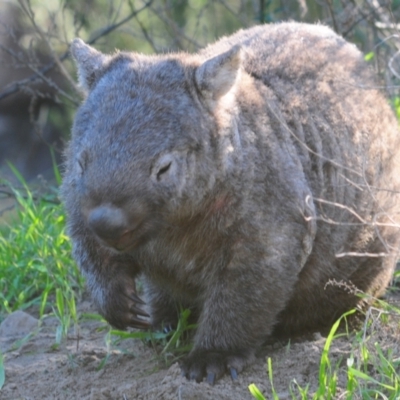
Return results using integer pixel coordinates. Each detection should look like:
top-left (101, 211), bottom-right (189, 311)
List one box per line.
top-left (70, 38), bottom-right (109, 92)
top-left (195, 45), bottom-right (242, 106)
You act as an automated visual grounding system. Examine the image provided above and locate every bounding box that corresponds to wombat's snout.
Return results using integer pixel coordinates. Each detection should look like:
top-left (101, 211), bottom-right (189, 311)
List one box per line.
top-left (87, 205), bottom-right (135, 250)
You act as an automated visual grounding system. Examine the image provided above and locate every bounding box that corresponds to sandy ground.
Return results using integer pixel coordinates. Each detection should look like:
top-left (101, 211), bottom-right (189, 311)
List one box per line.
top-left (1, 289), bottom-right (399, 400)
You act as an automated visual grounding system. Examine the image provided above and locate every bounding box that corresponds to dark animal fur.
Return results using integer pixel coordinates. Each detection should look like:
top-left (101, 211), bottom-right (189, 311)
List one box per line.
top-left (61, 22), bottom-right (400, 382)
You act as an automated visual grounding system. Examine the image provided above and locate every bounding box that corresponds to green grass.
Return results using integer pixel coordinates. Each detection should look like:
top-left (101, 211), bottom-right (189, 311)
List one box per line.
top-left (0, 176), bottom-right (84, 321)
top-left (109, 307), bottom-right (195, 368)
top-left (249, 301), bottom-right (400, 399)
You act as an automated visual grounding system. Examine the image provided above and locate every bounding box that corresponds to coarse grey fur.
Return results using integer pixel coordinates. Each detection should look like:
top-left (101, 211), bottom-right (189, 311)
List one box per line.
top-left (61, 22), bottom-right (400, 382)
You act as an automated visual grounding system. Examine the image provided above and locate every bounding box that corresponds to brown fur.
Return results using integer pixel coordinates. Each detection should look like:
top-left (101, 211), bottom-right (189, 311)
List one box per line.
top-left (61, 22), bottom-right (400, 382)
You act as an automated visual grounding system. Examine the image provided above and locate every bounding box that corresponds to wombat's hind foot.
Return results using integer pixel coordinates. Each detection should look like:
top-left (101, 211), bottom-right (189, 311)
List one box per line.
top-left (180, 348), bottom-right (255, 384)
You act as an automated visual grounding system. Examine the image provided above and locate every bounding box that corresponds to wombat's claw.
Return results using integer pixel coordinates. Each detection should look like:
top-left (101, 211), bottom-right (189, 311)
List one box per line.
top-left (129, 304), bottom-right (150, 318)
top-left (181, 349), bottom-right (252, 384)
top-left (207, 372), bottom-right (216, 385)
top-left (163, 323), bottom-right (173, 334)
top-left (230, 367), bottom-right (238, 381)
top-left (129, 315), bottom-right (151, 329)
top-left (124, 292), bottom-right (146, 305)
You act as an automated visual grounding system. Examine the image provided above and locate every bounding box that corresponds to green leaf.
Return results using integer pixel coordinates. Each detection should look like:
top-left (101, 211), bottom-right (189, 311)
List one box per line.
top-left (0, 351), bottom-right (5, 390)
top-left (364, 52), bottom-right (375, 61)
top-left (267, 358), bottom-right (279, 400)
top-left (348, 367), bottom-right (395, 390)
top-left (248, 383), bottom-right (266, 400)
top-left (50, 148), bottom-right (62, 186)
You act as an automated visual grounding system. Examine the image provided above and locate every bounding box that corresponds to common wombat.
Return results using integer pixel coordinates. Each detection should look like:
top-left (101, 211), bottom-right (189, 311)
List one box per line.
top-left (61, 22), bottom-right (400, 383)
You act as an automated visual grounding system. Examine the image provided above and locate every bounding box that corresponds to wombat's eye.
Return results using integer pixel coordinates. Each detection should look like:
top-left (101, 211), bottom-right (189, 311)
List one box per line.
top-left (156, 162), bottom-right (171, 181)
top-left (77, 150), bottom-right (89, 175)
top-left (77, 159), bottom-right (84, 173)
top-left (152, 153), bottom-right (178, 184)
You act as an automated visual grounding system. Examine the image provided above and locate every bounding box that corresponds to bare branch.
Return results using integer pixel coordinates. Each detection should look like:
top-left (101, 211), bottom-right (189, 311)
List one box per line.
top-left (335, 252), bottom-right (389, 258)
top-left (149, 2), bottom-right (200, 50)
top-left (0, 43), bottom-right (78, 105)
top-left (0, 0), bottom-right (154, 103)
top-left (17, 0), bottom-right (80, 96)
top-left (87, 0), bottom-right (153, 42)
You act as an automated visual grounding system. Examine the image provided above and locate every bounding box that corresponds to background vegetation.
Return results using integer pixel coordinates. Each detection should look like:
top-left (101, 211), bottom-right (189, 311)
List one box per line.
top-left (2, 0), bottom-right (399, 314)
top-left (0, 0), bottom-right (399, 397)
top-left (2, 0), bottom-right (400, 124)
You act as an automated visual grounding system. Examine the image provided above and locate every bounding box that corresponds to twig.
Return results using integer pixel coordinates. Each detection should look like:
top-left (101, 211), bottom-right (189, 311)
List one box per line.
top-left (0, 43), bottom-right (77, 104)
top-left (87, 0), bottom-right (153, 42)
top-left (130, 1), bottom-right (159, 53)
top-left (0, 0), bottom-right (154, 103)
top-left (219, 0), bottom-right (251, 27)
top-left (335, 252), bottom-right (388, 258)
top-left (311, 197), bottom-right (400, 229)
top-left (325, 0), bottom-right (339, 33)
top-left (0, 185), bottom-right (60, 205)
top-left (149, 2), bottom-right (200, 50)
top-left (17, 0), bottom-right (80, 96)
top-left (388, 50), bottom-right (400, 80)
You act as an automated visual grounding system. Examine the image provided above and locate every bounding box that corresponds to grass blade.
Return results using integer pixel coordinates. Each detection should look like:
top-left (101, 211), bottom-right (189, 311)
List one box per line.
top-left (0, 351), bottom-right (5, 390)
top-left (248, 383), bottom-right (266, 400)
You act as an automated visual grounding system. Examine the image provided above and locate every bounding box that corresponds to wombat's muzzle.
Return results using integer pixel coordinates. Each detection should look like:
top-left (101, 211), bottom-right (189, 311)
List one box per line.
top-left (87, 205), bottom-right (140, 251)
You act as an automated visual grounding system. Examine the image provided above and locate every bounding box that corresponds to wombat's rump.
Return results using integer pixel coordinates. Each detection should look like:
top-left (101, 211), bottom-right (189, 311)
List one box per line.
top-left (61, 22), bottom-right (400, 383)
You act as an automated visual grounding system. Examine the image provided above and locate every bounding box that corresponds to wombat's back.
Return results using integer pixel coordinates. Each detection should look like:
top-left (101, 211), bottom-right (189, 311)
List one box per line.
top-left (216, 23), bottom-right (400, 333)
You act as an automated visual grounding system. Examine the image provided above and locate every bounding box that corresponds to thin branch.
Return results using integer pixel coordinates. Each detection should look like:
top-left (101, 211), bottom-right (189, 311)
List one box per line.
top-left (0, 185), bottom-right (60, 207)
top-left (0, 0), bottom-right (154, 103)
top-left (219, 0), bottom-right (251, 27)
top-left (149, 2), bottom-right (200, 50)
top-left (131, 2), bottom-right (159, 53)
top-left (0, 43), bottom-right (77, 104)
top-left (325, 0), bottom-right (339, 33)
top-left (311, 197), bottom-right (400, 229)
top-left (388, 50), bottom-right (400, 79)
top-left (259, 0), bottom-right (265, 23)
top-left (87, 0), bottom-right (153, 42)
top-left (17, 0), bottom-right (80, 96)
top-left (335, 251), bottom-right (389, 258)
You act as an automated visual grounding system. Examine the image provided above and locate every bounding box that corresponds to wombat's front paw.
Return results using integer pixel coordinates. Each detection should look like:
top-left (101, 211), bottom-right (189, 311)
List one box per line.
top-left (124, 290), bottom-right (151, 329)
top-left (104, 287), bottom-right (151, 330)
top-left (180, 348), bottom-right (255, 384)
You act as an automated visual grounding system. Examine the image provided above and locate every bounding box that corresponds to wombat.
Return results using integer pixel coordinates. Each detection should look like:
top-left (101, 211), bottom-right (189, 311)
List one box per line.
top-left (61, 22), bottom-right (400, 383)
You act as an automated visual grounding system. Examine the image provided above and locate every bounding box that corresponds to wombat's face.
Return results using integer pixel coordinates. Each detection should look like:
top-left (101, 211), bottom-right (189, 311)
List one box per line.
top-left (63, 39), bottom-right (242, 252)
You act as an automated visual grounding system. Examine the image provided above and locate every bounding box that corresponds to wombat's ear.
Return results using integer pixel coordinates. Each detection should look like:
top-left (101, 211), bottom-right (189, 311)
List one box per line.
top-left (195, 45), bottom-right (242, 106)
top-left (70, 38), bottom-right (109, 92)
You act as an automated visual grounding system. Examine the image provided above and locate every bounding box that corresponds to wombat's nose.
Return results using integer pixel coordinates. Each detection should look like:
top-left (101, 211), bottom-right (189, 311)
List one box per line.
top-left (87, 205), bottom-right (128, 241)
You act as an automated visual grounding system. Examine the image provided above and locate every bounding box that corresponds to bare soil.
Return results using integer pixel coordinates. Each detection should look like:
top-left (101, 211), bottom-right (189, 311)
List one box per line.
top-left (1, 290), bottom-right (399, 400)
